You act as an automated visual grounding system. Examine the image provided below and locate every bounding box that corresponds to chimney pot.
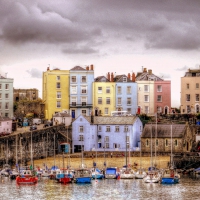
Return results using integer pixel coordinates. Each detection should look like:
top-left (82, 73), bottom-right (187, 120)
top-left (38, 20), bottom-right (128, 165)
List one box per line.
top-left (90, 64), bottom-right (94, 70)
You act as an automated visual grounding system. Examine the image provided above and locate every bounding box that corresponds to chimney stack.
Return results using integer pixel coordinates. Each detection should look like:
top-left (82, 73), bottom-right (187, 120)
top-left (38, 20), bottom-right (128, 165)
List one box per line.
top-left (107, 72), bottom-right (110, 81)
top-left (148, 69), bottom-right (152, 75)
top-left (90, 64), bottom-right (94, 70)
top-left (132, 73), bottom-right (135, 82)
top-left (128, 73), bottom-right (131, 79)
top-left (111, 72), bottom-right (114, 82)
top-left (143, 68), bottom-right (147, 72)
top-left (47, 67), bottom-right (50, 71)
top-left (86, 66), bottom-right (89, 70)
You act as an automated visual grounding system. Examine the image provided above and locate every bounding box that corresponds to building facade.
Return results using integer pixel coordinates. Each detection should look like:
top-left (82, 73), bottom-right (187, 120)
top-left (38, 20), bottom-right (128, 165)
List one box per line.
top-left (72, 115), bottom-right (143, 153)
top-left (14, 88), bottom-right (39, 101)
top-left (0, 75), bottom-right (13, 118)
top-left (180, 68), bottom-right (200, 114)
top-left (42, 67), bottom-right (70, 120)
top-left (136, 68), bottom-right (171, 115)
top-left (69, 65), bottom-right (94, 119)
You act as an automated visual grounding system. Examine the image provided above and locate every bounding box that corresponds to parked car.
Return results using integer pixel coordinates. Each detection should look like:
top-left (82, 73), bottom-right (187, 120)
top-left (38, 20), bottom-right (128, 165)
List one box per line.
top-left (30, 125), bottom-right (37, 131)
top-left (43, 121), bottom-right (53, 128)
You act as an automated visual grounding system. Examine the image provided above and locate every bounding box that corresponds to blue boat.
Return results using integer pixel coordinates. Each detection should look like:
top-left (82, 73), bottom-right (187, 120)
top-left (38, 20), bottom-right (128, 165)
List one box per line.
top-left (74, 168), bottom-right (92, 183)
top-left (91, 168), bottom-right (104, 179)
top-left (105, 167), bottom-right (119, 179)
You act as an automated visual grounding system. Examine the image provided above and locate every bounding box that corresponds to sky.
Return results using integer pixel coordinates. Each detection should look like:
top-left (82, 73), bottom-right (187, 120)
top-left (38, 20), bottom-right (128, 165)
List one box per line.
top-left (1, 0), bottom-right (200, 107)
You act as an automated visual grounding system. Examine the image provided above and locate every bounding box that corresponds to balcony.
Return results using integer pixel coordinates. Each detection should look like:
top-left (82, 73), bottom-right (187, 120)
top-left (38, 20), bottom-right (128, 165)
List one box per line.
top-left (70, 103), bottom-right (93, 108)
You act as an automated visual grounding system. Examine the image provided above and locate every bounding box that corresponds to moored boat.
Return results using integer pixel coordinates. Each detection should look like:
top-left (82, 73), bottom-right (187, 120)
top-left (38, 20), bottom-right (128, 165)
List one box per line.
top-left (120, 167), bottom-right (135, 179)
top-left (56, 168), bottom-right (74, 184)
top-left (16, 168), bottom-right (38, 184)
top-left (74, 168), bottom-right (92, 183)
top-left (105, 167), bottom-right (119, 179)
top-left (91, 168), bottom-right (104, 179)
top-left (161, 168), bottom-right (180, 184)
top-left (135, 168), bottom-right (147, 179)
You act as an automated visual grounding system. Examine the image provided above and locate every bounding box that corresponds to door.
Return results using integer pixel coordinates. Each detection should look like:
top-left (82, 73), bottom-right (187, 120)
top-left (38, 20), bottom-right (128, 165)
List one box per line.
top-left (72, 110), bottom-right (75, 119)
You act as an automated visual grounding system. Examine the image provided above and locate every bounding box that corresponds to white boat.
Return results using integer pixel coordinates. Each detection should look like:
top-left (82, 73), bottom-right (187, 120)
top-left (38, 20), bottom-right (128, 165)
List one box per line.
top-left (144, 168), bottom-right (161, 183)
top-left (120, 167), bottom-right (135, 179)
top-left (0, 164), bottom-right (11, 177)
top-left (9, 168), bottom-right (19, 179)
top-left (41, 169), bottom-right (50, 177)
top-left (135, 168), bottom-right (147, 179)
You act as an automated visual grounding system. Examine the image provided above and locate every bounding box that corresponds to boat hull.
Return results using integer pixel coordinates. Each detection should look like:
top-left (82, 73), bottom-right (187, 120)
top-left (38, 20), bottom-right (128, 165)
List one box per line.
top-left (92, 174), bottom-right (104, 179)
top-left (16, 176), bottom-right (38, 184)
top-left (57, 177), bottom-right (72, 184)
top-left (75, 177), bottom-right (91, 183)
top-left (161, 177), bottom-right (179, 184)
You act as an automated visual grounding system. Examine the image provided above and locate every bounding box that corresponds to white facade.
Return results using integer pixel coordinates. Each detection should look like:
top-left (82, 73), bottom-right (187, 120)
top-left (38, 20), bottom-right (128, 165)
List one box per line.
top-left (0, 117), bottom-right (12, 133)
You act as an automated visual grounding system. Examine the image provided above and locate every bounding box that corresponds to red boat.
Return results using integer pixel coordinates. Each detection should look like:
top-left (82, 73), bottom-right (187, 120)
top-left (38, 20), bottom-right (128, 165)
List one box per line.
top-left (16, 169), bottom-right (38, 184)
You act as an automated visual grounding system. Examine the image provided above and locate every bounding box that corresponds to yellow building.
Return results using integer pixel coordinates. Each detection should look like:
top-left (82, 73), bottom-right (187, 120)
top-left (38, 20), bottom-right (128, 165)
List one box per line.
top-left (93, 75), bottom-right (115, 116)
top-left (181, 68), bottom-right (200, 114)
top-left (42, 67), bottom-right (70, 120)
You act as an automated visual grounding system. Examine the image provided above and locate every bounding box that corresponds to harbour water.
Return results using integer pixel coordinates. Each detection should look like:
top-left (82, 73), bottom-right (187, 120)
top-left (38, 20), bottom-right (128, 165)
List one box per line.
top-left (0, 175), bottom-right (199, 200)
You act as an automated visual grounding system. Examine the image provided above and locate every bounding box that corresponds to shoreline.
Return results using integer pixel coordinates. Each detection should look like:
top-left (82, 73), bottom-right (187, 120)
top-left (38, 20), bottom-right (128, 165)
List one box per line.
top-left (30, 155), bottom-right (170, 170)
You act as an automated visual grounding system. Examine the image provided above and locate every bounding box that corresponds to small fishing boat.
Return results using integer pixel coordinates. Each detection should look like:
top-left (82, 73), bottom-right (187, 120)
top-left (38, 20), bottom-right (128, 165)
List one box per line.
top-left (49, 166), bottom-right (59, 179)
top-left (74, 168), bottom-right (92, 183)
top-left (105, 167), bottom-right (119, 179)
top-left (135, 168), bottom-right (147, 179)
top-left (41, 169), bottom-right (50, 178)
top-left (0, 164), bottom-right (11, 177)
top-left (56, 169), bottom-right (74, 184)
top-left (16, 168), bottom-right (38, 184)
top-left (144, 168), bottom-right (161, 183)
top-left (91, 168), bottom-right (104, 179)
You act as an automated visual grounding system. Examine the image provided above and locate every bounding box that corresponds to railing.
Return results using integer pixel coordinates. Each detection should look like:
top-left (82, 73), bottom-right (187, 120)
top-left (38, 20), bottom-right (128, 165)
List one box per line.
top-left (70, 103), bottom-right (93, 108)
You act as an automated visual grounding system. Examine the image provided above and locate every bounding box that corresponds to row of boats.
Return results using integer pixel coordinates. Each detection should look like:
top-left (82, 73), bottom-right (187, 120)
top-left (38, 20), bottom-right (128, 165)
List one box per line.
top-left (0, 163), bottom-right (181, 185)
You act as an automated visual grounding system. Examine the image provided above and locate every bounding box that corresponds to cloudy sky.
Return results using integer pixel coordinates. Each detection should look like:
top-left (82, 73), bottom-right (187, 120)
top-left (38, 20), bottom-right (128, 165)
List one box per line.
top-left (1, 0), bottom-right (200, 107)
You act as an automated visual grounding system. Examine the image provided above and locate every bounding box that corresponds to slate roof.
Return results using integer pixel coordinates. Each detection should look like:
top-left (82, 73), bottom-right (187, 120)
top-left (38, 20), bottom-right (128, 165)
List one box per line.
top-left (94, 76), bottom-right (110, 82)
top-left (114, 74), bottom-right (132, 82)
top-left (141, 124), bottom-right (185, 138)
top-left (136, 72), bottom-right (163, 81)
top-left (83, 116), bottom-right (137, 125)
top-left (70, 66), bottom-right (86, 71)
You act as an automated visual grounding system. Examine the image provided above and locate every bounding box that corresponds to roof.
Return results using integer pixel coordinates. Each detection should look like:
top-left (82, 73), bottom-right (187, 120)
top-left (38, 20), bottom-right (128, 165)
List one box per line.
top-left (0, 117), bottom-right (12, 122)
top-left (136, 72), bottom-right (163, 81)
top-left (114, 74), bottom-right (132, 82)
top-left (141, 124), bottom-right (185, 138)
top-left (82, 116), bottom-right (138, 125)
top-left (70, 66), bottom-right (86, 71)
top-left (53, 112), bottom-right (71, 117)
top-left (94, 76), bottom-right (110, 82)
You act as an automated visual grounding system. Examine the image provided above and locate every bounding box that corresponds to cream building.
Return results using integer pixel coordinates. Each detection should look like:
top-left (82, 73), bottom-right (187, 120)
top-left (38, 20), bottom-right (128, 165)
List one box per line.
top-left (42, 67), bottom-right (70, 120)
top-left (181, 68), bottom-right (200, 114)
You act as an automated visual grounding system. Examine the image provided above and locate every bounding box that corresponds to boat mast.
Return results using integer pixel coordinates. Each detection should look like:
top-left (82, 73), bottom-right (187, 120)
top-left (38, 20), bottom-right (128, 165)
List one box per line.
top-left (151, 123), bottom-right (153, 168)
top-left (31, 131), bottom-right (33, 169)
top-left (54, 133), bottom-right (55, 168)
top-left (154, 113), bottom-right (157, 167)
top-left (170, 123), bottom-right (173, 168)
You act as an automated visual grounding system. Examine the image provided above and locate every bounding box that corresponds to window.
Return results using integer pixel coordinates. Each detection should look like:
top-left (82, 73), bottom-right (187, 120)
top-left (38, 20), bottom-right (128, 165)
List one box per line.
top-left (157, 95), bottom-right (162, 102)
top-left (174, 139), bottom-right (178, 146)
top-left (79, 126), bottom-right (84, 132)
top-left (105, 136), bottom-right (109, 148)
top-left (5, 84), bottom-right (9, 89)
top-left (81, 86), bottom-right (87, 94)
top-left (145, 106), bottom-right (149, 113)
top-left (57, 76), bottom-right (60, 80)
top-left (144, 95), bottom-right (149, 102)
top-left (57, 92), bottom-right (61, 98)
top-left (115, 126), bottom-right (120, 132)
top-left (196, 83), bottom-right (199, 89)
top-left (106, 87), bottom-right (110, 93)
top-left (156, 139), bottom-right (158, 146)
top-left (127, 86), bottom-right (131, 94)
top-left (127, 98), bottom-right (131, 105)
top-left (98, 97), bottom-right (102, 104)
top-left (157, 107), bottom-right (162, 113)
top-left (123, 77), bottom-right (127, 82)
top-left (106, 97), bottom-right (110, 104)
top-left (106, 126), bottom-right (110, 132)
top-left (117, 86), bottom-right (121, 94)
top-left (186, 94), bottom-right (190, 101)
top-left (0, 84), bottom-right (1, 89)
top-left (126, 136), bottom-right (130, 143)
top-left (56, 82), bottom-right (61, 89)
top-left (127, 108), bottom-right (131, 113)
top-left (124, 126), bottom-right (128, 132)
top-left (82, 110), bottom-right (86, 116)
top-left (146, 140), bottom-right (149, 146)
top-left (81, 76), bottom-right (86, 83)
top-left (196, 94), bottom-right (199, 101)
top-left (81, 97), bottom-right (87, 106)
top-left (56, 101), bottom-right (61, 108)
top-left (186, 105), bottom-right (190, 113)
top-left (79, 135), bottom-right (84, 141)
top-left (117, 98), bottom-right (121, 105)
top-left (5, 103), bottom-right (9, 109)
top-left (105, 108), bottom-right (109, 115)
top-left (165, 139), bottom-right (168, 146)
top-left (98, 87), bottom-right (102, 93)
top-left (98, 126), bottom-right (102, 132)
top-left (157, 85), bottom-right (162, 92)
top-left (5, 113), bottom-right (8, 117)
top-left (71, 97), bottom-right (77, 106)
top-left (0, 103), bottom-right (1, 109)
top-left (71, 76), bottom-right (76, 83)
top-left (144, 85), bottom-right (149, 92)
top-left (105, 143), bottom-right (109, 148)
top-left (5, 94), bottom-right (9, 99)
top-left (0, 93), bottom-right (1, 99)
top-left (186, 84), bottom-right (189, 89)
top-left (71, 86), bottom-right (77, 94)
top-left (105, 136), bottom-right (109, 142)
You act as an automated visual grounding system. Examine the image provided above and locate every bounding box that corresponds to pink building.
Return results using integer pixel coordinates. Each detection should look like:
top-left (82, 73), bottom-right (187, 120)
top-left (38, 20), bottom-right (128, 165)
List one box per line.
top-left (0, 117), bottom-right (12, 134)
top-left (154, 81), bottom-right (171, 114)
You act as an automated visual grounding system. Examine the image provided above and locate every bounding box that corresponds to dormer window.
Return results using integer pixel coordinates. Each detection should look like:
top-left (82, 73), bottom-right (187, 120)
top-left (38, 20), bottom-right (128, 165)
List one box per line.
top-left (123, 77), bottom-right (127, 82)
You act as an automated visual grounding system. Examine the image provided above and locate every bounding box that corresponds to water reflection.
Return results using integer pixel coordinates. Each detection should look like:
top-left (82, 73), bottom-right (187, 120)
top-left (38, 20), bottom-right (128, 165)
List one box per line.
top-left (0, 176), bottom-right (199, 200)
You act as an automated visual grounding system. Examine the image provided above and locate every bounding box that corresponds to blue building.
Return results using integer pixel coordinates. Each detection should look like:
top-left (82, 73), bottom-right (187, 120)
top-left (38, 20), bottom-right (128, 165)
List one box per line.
top-left (114, 73), bottom-right (138, 115)
top-left (72, 115), bottom-right (143, 153)
top-left (69, 65), bottom-right (94, 118)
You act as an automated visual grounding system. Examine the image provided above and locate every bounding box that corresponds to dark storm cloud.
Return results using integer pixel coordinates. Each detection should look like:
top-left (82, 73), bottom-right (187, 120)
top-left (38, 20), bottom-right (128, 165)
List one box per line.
top-left (26, 68), bottom-right (42, 78)
top-left (1, 0), bottom-right (200, 54)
